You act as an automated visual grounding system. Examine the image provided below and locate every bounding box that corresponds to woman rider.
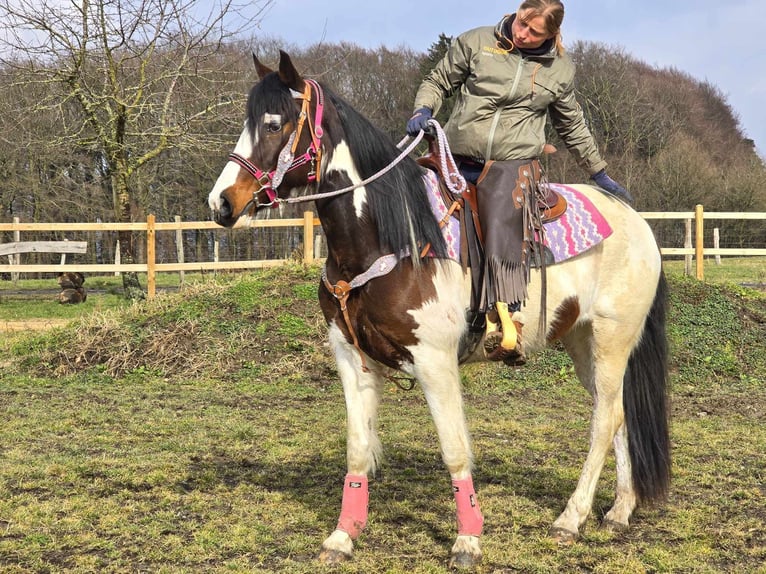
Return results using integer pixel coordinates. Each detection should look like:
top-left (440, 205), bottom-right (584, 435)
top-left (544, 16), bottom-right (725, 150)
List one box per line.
top-left (406, 0), bottom-right (632, 364)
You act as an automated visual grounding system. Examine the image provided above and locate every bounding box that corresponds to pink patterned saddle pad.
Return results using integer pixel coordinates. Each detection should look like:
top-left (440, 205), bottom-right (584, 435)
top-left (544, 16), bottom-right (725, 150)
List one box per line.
top-left (423, 172), bottom-right (612, 264)
top-left (539, 183), bottom-right (613, 263)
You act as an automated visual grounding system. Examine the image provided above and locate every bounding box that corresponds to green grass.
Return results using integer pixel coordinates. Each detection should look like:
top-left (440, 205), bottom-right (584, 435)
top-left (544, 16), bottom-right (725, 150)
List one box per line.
top-left (0, 272), bottom-right (190, 292)
top-left (2, 258), bottom-right (761, 323)
top-left (0, 292), bottom-right (128, 321)
top-left (0, 263), bottom-right (765, 573)
top-left (663, 256), bottom-right (766, 286)
top-left (0, 273), bottom-right (204, 322)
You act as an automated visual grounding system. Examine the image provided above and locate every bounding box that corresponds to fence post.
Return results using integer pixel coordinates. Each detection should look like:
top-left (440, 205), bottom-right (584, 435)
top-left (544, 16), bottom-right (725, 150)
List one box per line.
top-left (684, 219), bottom-right (692, 276)
top-left (175, 215), bottom-right (185, 285)
top-left (213, 238), bottom-right (219, 277)
top-left (147, 214), bottom-right (156, 299)
top-left (59, 238), bottom-right (68, 265)
top-left (713, 228), bottom-right (721, 265)
top-left (303, 211), bottom-right (314, 265)
top-left (695, 204), bottom-right (704, 281)
top-left (11, 217), bottom-right (20, 284)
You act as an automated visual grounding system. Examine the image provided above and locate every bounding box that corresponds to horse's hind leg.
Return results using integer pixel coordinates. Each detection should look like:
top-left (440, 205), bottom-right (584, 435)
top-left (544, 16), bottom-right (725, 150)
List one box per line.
top-left (602, 422), bottom-right (636, 531)
top-left (553, 323), bottom-right (632, 543)
top-left (319, 325), bottom-right (383, 564)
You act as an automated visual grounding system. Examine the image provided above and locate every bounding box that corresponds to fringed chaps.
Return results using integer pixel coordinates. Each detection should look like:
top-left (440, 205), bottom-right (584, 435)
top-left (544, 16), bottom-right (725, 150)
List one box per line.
top-left (476, 159), bottom-right (542, 311)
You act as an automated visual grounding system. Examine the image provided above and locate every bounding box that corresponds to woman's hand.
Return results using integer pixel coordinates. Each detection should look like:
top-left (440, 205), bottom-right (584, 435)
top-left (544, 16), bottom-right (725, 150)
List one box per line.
top-left (591, 170), bottom-right (634, 204)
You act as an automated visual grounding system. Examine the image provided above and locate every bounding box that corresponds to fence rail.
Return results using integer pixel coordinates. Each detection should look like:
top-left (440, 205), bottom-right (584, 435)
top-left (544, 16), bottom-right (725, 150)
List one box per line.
top-left (2, 206), bottom-right (764, 298)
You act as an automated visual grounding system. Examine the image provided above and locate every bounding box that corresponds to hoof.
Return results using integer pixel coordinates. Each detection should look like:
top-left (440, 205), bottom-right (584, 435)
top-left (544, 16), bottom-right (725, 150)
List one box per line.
top-left (549, 526), bottom-right (579, 545)
top-left (318, 546), bottom-right (352, 565)
top-left (601, 518), bottom-right (629, 533)
top-left (502, 350), bottom-right (527, 367)
top-left (449, 550), bottom-right (482, 570)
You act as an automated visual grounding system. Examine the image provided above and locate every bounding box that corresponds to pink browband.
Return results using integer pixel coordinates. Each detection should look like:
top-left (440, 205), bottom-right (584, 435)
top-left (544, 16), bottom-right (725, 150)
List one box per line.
top-left (229, 78), bottom-right (325, 208)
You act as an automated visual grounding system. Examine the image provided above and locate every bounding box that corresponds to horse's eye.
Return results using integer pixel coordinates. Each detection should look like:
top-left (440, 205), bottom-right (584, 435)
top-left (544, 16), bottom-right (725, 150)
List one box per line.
top-left (263, 113), bottom-right (283, 134)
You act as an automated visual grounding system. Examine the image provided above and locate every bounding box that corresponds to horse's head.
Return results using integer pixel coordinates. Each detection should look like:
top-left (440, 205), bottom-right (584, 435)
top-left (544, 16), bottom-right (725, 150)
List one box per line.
top-left (208, 51), bottom-right (323, 227)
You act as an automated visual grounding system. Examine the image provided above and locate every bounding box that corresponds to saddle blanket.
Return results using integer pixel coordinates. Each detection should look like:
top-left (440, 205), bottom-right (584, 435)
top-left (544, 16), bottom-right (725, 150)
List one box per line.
top-left (540, 183), bottom-right (613, 263)
top-left (423, 171), bottom-right (613, 264)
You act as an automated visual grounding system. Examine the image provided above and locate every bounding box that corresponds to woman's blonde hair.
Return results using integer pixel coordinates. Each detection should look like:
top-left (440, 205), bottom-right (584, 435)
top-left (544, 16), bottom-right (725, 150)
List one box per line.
top-left (518, 0), bottom-right (565, 55)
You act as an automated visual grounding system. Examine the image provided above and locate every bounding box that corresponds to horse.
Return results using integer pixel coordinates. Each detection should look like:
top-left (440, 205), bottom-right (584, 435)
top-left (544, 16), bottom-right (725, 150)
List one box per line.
top-left (207, 51), bottom-right (670, 569)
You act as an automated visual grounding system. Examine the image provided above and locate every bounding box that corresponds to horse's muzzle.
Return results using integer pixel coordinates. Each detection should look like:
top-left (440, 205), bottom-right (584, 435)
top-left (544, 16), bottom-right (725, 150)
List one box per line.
top-left (211, 194), bottom-right (235, 227)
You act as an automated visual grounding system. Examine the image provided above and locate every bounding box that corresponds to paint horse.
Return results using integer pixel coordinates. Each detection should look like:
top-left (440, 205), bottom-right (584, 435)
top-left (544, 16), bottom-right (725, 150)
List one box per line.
top-left (208, 51), bottom-right (670, 569)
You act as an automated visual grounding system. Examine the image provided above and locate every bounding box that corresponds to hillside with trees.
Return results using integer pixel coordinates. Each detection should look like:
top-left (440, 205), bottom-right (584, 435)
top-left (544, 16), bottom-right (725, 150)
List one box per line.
top-left (1, 1), bottom-right (764, 285)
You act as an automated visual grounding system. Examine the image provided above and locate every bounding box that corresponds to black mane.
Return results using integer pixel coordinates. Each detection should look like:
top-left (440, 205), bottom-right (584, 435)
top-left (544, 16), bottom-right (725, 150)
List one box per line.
top-left (249, 73), bottom-right (447, 259)
top-left (327, 89), bottom-right (447, 259)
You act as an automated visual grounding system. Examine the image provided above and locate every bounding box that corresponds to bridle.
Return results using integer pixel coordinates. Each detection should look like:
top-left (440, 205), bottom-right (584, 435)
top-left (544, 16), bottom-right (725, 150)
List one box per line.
top-left (227, 78), bottom-right (325, 209)
top-left (226, 77), bottom-right (467, 214)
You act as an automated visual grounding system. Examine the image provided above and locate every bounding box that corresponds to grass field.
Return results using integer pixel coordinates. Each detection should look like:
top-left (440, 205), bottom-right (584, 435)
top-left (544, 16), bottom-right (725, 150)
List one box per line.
top-left (662, 256), bottom-right (766, 286)
top-left (1, 263), bottom-right (764, 573)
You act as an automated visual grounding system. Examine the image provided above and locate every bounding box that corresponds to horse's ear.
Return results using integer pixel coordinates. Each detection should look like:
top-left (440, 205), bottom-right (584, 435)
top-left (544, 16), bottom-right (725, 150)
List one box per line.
top-left (277, 50), bottom-right (305, 92)
top-left (252, 52), bottom-right (273, 80)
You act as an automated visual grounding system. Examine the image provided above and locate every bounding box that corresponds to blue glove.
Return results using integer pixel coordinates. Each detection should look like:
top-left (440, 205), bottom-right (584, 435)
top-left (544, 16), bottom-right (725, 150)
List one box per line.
top-left (591, 170), bottom-right (634, 204)
top-left (406, 107), bottom-right (432, 136)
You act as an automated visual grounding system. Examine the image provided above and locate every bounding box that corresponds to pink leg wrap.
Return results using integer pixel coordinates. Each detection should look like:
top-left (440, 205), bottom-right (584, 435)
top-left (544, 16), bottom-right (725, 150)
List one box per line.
top-left (336, 473), bottom-right (369, 539)
top-left (452, 477), bottom-right (483, 536)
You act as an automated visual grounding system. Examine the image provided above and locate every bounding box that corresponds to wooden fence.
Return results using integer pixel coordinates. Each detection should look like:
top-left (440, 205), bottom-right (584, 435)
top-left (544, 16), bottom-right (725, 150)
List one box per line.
top-left (2, 207), bottom-right (765, 299)
top-left (640, 206), bottom-right (766, 278)
top-left (1, 213), bottom-right (320, 299)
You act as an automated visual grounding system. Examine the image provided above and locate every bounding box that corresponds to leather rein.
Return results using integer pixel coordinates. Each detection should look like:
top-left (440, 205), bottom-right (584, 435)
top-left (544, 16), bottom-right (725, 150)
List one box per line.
top-left (229, 78), bottom-right (450, 209)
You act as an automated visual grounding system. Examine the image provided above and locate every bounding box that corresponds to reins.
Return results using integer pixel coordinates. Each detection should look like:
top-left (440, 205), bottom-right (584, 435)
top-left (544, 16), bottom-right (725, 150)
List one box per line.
top-left (227, 76), bottom-right (467, 206)
top-left (283, 120), bottom-right (467, 204)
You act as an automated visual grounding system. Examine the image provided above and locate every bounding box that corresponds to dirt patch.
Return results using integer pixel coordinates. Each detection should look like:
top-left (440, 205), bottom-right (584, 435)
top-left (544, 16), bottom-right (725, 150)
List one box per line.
top-left (0, 319), bottom-right (70, 332)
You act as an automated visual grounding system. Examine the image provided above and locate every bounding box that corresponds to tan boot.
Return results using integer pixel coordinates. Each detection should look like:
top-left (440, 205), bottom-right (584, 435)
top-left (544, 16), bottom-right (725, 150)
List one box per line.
top-left (484, 303), bottom-right (525, 365)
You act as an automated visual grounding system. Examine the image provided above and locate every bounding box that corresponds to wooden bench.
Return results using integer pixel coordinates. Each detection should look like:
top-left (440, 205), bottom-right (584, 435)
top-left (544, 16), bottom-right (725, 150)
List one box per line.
top-left (0, 241), bottom-right (88, 258)
top-left (1, 240), bottom-right (88, 281)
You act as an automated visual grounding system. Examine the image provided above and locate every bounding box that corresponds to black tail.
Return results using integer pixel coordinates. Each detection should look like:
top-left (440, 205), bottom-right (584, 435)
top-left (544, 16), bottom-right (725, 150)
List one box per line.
top-left (624, 271), bottom-right (671, 503)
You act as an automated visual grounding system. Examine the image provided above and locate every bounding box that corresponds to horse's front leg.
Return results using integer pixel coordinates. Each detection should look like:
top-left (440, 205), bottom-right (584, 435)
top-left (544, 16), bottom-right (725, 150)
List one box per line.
top-left (318, 324), bottom-right (383, 564)
top-left (414, 348), bottom-right (483, 569)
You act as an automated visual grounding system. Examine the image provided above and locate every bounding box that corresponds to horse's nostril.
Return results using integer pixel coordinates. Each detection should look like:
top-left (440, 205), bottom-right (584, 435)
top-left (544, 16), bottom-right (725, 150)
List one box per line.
top-left (219, 196), bottom-right (232, 219)
top-left (212, 194), bottom-right (233, 225)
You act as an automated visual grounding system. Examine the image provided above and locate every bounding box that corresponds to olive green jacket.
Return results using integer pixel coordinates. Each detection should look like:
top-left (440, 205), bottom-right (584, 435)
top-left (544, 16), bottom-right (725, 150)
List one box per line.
top-left (413, 14), bottom-right (607, 175)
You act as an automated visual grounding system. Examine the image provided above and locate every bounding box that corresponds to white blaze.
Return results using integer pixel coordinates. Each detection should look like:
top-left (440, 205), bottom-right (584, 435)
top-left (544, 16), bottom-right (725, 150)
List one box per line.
top-left (207, 122), bottom-right (255, 212)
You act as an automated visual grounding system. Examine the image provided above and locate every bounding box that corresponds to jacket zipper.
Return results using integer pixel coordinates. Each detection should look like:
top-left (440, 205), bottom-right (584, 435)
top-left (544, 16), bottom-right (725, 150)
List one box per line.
top-left (485, 56), bottom-right (526, 161)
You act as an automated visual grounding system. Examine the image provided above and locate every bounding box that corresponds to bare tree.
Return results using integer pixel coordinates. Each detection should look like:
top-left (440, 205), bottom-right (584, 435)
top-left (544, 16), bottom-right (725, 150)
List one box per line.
top-left (0, 0), bottom-right (272, 297)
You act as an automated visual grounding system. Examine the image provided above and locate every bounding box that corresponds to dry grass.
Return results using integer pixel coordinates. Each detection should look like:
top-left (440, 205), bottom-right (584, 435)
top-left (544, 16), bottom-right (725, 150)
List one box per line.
top-left (0, 318), bottom-right (71, 332)
top-left (6, 268), bottom-right (329, 381)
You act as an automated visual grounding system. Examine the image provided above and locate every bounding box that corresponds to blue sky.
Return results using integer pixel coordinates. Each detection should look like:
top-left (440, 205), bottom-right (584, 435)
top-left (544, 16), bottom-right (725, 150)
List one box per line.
top-left (251, 0), bottom-right (765, 157)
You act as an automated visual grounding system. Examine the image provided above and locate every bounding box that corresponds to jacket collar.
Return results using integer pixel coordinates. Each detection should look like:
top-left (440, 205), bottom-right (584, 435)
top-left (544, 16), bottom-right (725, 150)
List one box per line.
top-left (494, 13), bottom-right (557, 59)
